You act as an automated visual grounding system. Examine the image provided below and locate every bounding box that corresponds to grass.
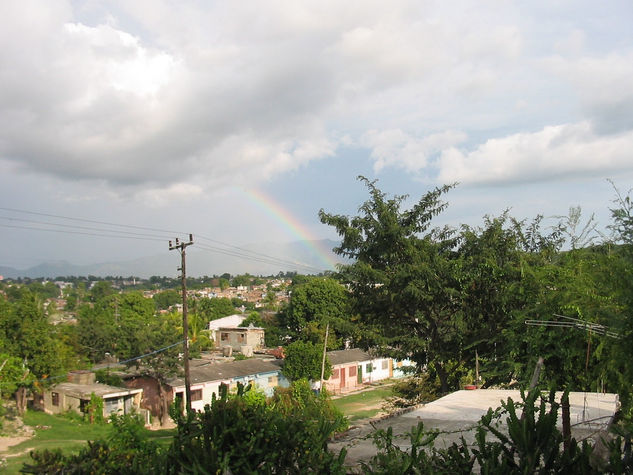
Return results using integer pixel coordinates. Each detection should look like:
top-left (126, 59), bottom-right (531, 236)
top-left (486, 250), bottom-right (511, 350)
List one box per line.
top-left (332, 385), bottom-right (393, 422)
top-left (1, 411), bottom-right (175, 474)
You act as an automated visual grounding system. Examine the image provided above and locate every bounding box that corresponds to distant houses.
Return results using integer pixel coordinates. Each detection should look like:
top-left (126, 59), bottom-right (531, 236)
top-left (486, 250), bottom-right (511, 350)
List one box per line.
top-left (41, 345), bottom-right (413, 425)
top-left (324, 349), bottom-right (412, 394)
top-left (42, 370), bottom-right (145, 421)
top-left (123, 358), bottom-right (289, 419)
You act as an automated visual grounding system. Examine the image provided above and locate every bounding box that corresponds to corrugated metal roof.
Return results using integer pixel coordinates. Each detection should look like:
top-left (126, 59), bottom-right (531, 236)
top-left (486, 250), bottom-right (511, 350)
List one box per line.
top-left (168, 358), bottom-right (283, 387)
top-left (327, 349), bottom-right (372, 366)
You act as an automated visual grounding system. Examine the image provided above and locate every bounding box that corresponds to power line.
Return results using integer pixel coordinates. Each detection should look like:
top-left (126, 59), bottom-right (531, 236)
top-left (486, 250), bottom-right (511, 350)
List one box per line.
top-left (1, 207), bottom-right (333, 274)
top-left (0, 340), bottom-right (184, 387)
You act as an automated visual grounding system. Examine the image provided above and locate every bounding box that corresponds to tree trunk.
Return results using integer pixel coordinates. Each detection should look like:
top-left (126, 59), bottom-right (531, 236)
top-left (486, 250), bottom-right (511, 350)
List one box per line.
top-left (436, 363), bottom-right (449, 394)
top-left (16, 386), bottom-right (27, 416)
top-left (158, 381), bottom-right (169, 427)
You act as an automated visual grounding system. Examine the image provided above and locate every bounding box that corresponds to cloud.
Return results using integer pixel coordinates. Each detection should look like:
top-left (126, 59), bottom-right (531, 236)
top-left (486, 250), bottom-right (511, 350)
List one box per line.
top-left (545, 52), bottom-right (633, 134)
top-left (362, 129), bottom-right (467, 173)
top-left (0, 0), bottom-right (631, 200)
top-left (436, 121), bottom-right (633, 185)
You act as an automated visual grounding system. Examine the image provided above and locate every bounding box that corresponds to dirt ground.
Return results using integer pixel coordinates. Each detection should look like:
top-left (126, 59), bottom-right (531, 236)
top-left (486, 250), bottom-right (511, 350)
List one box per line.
top-left (0, 436), bottom-right (31, 453)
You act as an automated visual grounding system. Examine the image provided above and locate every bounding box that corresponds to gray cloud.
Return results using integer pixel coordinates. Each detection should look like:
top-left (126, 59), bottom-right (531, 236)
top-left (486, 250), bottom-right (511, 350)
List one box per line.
top-left (1, 0), bottom-right (632, 197)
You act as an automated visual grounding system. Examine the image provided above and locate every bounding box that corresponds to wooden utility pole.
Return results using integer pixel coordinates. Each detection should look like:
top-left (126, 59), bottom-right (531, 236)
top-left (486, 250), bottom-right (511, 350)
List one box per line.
top-left (169, 234), bottom-right (194, 413)
top-left (319, 322), bottom-right (329, 393)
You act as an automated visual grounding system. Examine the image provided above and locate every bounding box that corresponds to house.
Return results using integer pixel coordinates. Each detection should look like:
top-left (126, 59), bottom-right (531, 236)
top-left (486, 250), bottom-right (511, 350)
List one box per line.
top-left (324, 349), bottom-right (367, 394)
top-left (357, 353), bottom-right (393, 384)
top-left (168, 358), bottom-right (289, 412)
top-left (324, 349), bottom-right (412, 394)
top-left (124, 358), bottom-right (289, 419)
top-left (215, 325), bottom-right (265, 352)
top-left (43, 371), bottom-right (144, 420)
top-left (207, 314), bottom-right (246, 332)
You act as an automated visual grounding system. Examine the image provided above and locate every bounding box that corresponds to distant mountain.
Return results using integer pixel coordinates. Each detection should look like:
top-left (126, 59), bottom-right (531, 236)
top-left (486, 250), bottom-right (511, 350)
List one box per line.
top-left (1, 239), bottom-right (347, 279)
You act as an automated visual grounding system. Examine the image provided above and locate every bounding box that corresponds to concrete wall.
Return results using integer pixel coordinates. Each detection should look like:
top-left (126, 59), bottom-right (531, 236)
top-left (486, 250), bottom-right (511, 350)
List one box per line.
top-left (215, 328), bottom-right (265, 351)
top-left (324, 363), bottom-right (361, 394)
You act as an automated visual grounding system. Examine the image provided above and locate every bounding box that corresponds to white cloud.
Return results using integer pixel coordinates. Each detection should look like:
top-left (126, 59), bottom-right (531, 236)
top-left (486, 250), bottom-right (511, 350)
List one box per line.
top-left (437, 121), bottom-right (633, 185)
top-left (0, 0), bottom-right (631, 199)
top-left (362, 129), bottom-right (467, 173)
top-left (136, 183), bottom-right (203, 207)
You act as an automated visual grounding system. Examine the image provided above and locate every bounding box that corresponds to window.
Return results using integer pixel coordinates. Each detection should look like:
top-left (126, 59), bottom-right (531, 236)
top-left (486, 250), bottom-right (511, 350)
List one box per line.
top-left (366, 363), bottom-right (373, 373)
top-left (332, 369), bottom-right (340, 379)
top-left (190, 389), bottom-right (202, 401)
top-left (52, 392), bottom-right (59, 406)
top-left (348, 366), bottom-right (357, 377)
top-left (237, 333), bottom-right (246, 343)
top-left (221, 333), bottom-right (229, 341)
top-left (382, 360), bottom-right (389, 370)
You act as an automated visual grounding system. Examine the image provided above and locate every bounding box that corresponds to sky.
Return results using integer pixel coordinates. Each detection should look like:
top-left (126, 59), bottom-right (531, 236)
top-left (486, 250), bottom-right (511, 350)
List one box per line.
top-left (1, 0), bottom-right (633, 271)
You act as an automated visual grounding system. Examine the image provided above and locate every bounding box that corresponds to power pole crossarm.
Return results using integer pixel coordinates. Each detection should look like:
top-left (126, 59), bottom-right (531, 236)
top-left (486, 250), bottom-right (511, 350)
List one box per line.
top-left (169, 234), bottom-right (194, 414)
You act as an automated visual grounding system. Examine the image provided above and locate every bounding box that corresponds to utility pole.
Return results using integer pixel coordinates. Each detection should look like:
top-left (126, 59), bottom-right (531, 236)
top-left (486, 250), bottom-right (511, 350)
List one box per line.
top-left (319, 322), bottom-right (329, 394)
top-left (169, 234), bottom-right (194, 413)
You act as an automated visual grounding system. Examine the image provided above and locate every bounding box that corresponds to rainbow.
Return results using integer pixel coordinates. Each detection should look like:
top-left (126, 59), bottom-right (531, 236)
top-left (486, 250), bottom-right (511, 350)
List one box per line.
top-left (241, 188), bottom-right (338, 271)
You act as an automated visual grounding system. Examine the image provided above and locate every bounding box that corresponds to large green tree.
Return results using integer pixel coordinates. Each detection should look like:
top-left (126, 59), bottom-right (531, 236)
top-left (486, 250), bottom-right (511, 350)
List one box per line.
top-left (282, 340), bottom-right (331, 382)
top-left (280, 277), bottom-right (353, 348)
top-left (320, 178), bottom-right (463, 392)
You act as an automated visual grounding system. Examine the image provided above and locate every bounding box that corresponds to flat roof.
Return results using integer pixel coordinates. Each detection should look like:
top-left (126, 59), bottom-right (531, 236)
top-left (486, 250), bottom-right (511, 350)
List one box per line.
top-left (52, 382), bottom-right (142, 400)
top-left (401, 390), bottom-right (618, 429)
top-left (331, 389), bottom-right (619, 466)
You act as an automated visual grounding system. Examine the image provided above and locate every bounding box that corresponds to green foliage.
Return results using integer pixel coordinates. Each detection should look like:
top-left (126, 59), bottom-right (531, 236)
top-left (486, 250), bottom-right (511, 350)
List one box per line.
top-left (163, 382), bottom-right (347, 473)
top-left (22, 413), bottom-right (160, 474)
top-left (231, 273), bottom-right (256, 287)
top-left (387, 374), bottom-right (439, 409)
top-left (152, 289), bottom-right (181, 310)
top-left (240, 310), bottom-right (264, 327)
top-left (0, 353), bottom-right (28, 397)
top-left (94, 369), bottom-right (123, 387)
top-left (364, 389), bottom-right (633, 474)
top-left (89, 280), bottom-right (115, 302)
top-left (197, 297), bottom-right (235, 321)
top-left (282, 340), bottom-right (331, 382)
top-left (320, 178), bottom-right (464, 392)
top-left (362, 423), bottom-right (473, 474)
top-left (85, 392), bottom-right (104, 424)
top-left (279, 276), bottom-right (357, 350)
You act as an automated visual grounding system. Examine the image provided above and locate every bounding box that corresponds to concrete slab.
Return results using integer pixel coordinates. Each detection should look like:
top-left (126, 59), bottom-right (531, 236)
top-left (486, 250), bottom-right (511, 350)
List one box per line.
top-left (401, 390), bottom-right (619, 429)
top-left (330, 389), bottom-right (619, 469)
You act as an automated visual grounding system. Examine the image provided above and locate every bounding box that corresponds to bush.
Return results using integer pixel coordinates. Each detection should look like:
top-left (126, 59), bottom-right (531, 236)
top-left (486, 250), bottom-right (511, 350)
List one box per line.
top-left (386, 373), bottom-right (439, 409)
top-left (163, 382), bottom-right (347, 473)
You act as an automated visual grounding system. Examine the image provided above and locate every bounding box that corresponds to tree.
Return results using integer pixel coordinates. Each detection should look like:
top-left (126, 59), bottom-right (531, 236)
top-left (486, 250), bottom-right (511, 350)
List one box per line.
top-left (197, 297), bottom-right (235, 322)
top-left (153, 290), bottom-right (181, 310)
top-left (282, 341), bottom-right (331, 382)
top-left (90, 281), bottom-right (115, 302)
top-left (320, 178), bottom-right (461, 392)
top-left (280, 277), bottom-right (352, 348)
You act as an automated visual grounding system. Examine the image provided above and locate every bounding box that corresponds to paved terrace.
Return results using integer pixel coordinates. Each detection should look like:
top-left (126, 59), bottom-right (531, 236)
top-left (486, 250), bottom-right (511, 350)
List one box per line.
top-left (330, 389), bottom-right (619, 467)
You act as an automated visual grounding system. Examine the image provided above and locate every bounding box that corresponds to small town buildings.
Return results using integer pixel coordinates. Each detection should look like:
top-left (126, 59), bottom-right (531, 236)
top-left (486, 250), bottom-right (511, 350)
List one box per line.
top-left (324, 349), bottom-right (414, 394)
top-left (42, 371), bottom-right (144, 420)
top-left (124, 358), bottom-right (289, 420)
top-left (215, 325), bottom-right (265, 352)
top-left (324, 349), bottom-right (366, 394)
top-left (168, 358), bottom-right (288, 412)
top-left (207, 314), bottom-right (246, 332)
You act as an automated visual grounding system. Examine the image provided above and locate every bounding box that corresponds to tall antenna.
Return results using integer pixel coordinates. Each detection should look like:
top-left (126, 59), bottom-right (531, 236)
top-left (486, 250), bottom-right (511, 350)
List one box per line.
top-left (169, 234), bottom-right (194, 413)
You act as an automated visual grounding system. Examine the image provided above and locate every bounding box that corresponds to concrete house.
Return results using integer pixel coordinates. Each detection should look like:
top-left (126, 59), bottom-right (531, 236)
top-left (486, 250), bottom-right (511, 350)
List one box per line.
top-left (215, 325), bottom-right (265, 352)
top-left (324, 349), bottom-right (366, 394)
top-left (324, 349), bottom-right (410, 394)
top-left (126, 358), bottom-right (289, 418)
top-left (43, 370), bottom-right (143, 419)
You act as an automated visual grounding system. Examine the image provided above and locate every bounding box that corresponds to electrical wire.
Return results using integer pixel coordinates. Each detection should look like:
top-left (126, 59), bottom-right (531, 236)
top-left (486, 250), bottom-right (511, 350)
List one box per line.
top-left (0, 340), bottom-right (184, 387)
top-left (0, 207), bottom-right (334, 273)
